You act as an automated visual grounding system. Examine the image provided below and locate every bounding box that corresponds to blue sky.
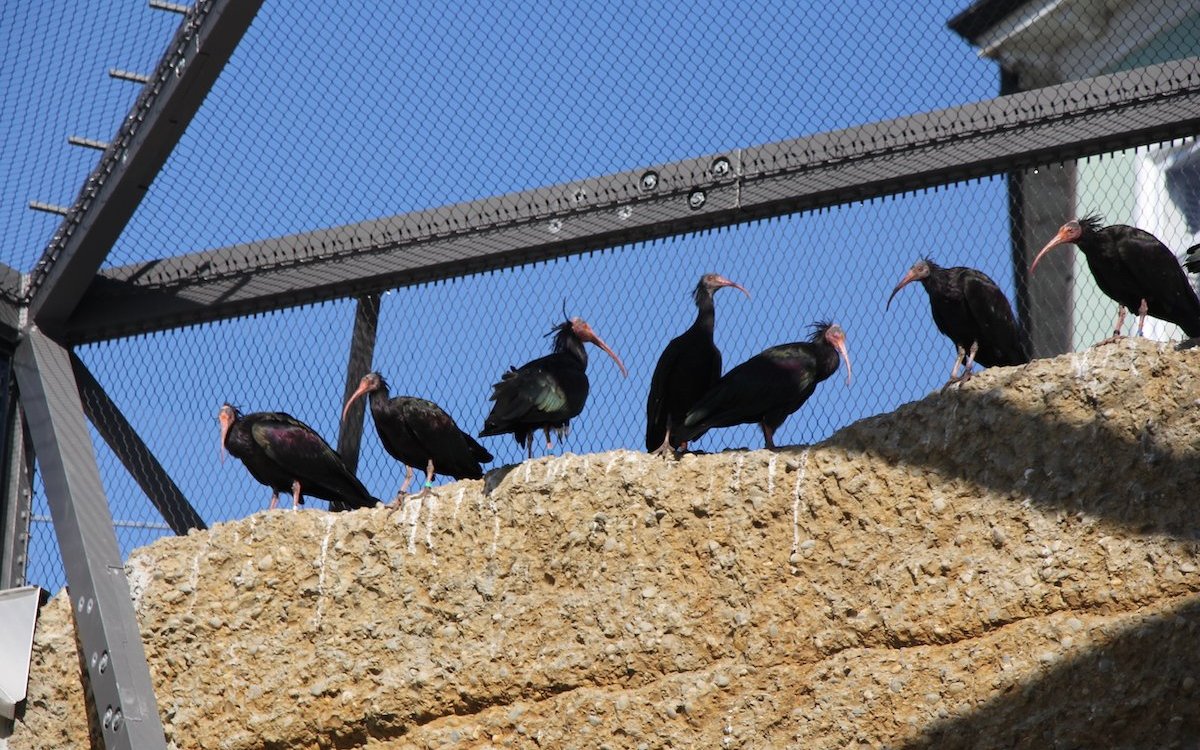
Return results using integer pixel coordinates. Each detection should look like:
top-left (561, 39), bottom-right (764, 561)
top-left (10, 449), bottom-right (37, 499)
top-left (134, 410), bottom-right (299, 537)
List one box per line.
top-left (2, 1), bottom-right (1009, 591)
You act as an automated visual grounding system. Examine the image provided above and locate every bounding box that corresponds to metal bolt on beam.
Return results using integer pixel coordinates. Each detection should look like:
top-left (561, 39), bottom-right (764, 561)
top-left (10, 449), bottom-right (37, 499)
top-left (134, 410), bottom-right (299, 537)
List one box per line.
top-left (148, 0), bottom-right (191, 13)
top-left (68, 136), bottom-right (111, 151)
top-left (27, 202), bottom-right (69, 216)
top-left (108, 69), bottom-right (152, 84)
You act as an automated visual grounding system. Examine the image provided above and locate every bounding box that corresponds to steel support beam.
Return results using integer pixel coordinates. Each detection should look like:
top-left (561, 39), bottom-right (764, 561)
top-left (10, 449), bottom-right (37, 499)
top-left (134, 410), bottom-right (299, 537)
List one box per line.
top-left (332, 295), bottom-right (381, 511)
top-left (13, 329), bottom-right (166, 750)
top-left (71, 353), bottom-right (206, 534)
top-left (0, 356), bottom-right (33, 590)
top-left (26, 0), bottom-right (265, 336)
top-left (0, 265), bottom-right (24, 345)
top-left (63, 57), bottom-right (1200, 344)
top-left (336, 294), bottom-right (380, 475)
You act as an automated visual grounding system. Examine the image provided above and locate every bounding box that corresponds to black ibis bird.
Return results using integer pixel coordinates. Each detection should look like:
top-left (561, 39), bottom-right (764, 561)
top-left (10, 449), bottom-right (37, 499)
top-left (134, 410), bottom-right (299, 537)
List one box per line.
top-left (1031, 216), bottom-right (1200, 341)
top-left (645, 273), bottom-right (750, 455)
top-left (673, 321), bottom-right (851, 450)
top-left (342, 371), bottom-right (492, 502)
top-left (218, 404), bottom-right (379, 510)
top-left (886, 258), bottom-right (1028, 384)
top-left (480, 315), bottom-right (628, 459)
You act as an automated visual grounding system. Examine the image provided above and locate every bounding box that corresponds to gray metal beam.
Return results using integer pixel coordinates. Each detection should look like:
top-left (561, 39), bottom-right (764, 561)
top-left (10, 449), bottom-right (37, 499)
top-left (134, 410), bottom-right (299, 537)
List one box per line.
top-left (0, 358), bottom-right (33, 590)
top-left (26, 0), bottom-right (265, 336)
top-left (337, 294), bottom-right (380, 475)
top-left (64, 57), bottom-right (1200, 344)
top-left (13, 329), bottom-right (166, 750)
top-left (332, 294), bottom-right (381, 511)
top-left (71, 353), bottom-right (206, 534)
top-left (0, 265), bottom-right (23, 344)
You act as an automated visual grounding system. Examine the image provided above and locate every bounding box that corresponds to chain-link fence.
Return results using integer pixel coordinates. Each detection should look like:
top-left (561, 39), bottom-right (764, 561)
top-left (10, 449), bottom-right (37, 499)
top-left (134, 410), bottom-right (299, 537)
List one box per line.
top-left (4, 1), bottom-right (1198, 591)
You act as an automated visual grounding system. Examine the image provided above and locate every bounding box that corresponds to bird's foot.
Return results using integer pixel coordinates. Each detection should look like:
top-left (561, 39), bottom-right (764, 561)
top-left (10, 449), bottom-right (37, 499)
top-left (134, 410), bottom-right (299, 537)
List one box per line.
top-left (386, 491), bottom-right (409, 510)
top-left (1097, 333), bottom-right (1125, 346)
top-left (1177, 336), bottom-right (1200, 351)
top-left (941, 371), bottom-right (973, 390)
top-left (649, 440), bottom-right (678, 459)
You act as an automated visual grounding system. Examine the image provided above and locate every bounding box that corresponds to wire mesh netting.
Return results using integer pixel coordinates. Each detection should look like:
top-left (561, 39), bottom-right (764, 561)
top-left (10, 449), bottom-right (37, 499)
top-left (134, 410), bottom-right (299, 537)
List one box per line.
top-left (5, 0), bottom-right (1199, 592)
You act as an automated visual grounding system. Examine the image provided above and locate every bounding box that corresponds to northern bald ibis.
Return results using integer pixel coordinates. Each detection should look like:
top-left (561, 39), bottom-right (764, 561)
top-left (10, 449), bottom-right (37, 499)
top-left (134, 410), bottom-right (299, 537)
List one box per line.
top-left (343, 371), bottom-right (492, 502)
top-left (887, 258), bottom-right (1027, 384)
top-left (645, 273), bottom-right (749, 454)
top-left (480, 316), bottom-right (627, 459)
top-left (219, 404), bottom-right (379, 510)
top-left (1032, 216), bottom-right (1200, 341)
top-left (674, 322), bottom-right (851, 450)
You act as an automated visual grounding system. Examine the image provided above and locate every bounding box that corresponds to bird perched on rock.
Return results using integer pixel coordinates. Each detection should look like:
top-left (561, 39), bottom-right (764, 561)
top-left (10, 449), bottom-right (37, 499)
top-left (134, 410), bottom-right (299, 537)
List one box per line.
top-left (646, 273), bottom-right (749, 455)
top-left (219, 404), bottom-right (379, 510)
top-left (674, 321), bottom-right (851, 450)
top-left (480, 314), bottom-right (627, 459)
top-left (886, 258), bottom-right (1028, 385)
top-left (1031, 216), bottom-right (1200, 342)
top-left (342, 371), bottom-right (492, 502)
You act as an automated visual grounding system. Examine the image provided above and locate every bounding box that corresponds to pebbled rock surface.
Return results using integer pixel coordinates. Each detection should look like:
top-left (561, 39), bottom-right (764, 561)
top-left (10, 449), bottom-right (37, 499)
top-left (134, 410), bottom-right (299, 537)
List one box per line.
top-left (12, 338), bottom-right (1200, 749)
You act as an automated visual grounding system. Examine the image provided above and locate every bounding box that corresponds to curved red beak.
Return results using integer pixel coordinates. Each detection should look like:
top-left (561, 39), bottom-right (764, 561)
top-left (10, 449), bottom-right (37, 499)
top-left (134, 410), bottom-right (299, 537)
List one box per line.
top-left (714, 276), bottom-right (751, 300)
top-left (836, 339), bottom-right (853, 387)
top-left (1030, 227), bottom-right (1073, 274)
top-left (341, 377), bottom-right (373, 425)
top-left (580, 328), bottom-right (628, 377)
top-left (886, 270), bottom-right (919, 311)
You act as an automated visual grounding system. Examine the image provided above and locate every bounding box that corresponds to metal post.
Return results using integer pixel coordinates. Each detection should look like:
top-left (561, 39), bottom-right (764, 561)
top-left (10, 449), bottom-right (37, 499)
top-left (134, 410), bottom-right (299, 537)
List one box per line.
top-left (334, 295), bottom-right (381, 508)
top-left (71, 353), bottom-right (206, 534)
top-left (0, 354), bottom-right (33, 590)
top-left (13, 328), bottom-right (166, 750)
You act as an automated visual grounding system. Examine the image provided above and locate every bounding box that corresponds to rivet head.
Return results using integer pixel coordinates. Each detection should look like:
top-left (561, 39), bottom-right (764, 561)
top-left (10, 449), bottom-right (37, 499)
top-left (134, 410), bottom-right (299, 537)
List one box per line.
top-left (688, 190), bottom-right (707, 210)
top-left (103, 707), bottom-right (114, 729)
top-left (617, 206), bottom-right (633, 220)
top-left (572, 188), bottom-right (587, 204)
top-left (639, 171), bottom-right (659, 192)
top-left (712, 157), bottom-right (731, 177)
top-left (111, 709), bottom-right (123, 732)
top-left (98, 651), bottom-right (110, 674)
top-left (548, 219), bottom-right (563, 234)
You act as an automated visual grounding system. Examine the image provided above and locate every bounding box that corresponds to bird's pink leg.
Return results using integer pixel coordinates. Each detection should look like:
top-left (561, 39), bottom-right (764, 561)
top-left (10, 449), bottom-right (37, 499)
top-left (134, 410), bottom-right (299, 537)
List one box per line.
top-left (413, 460), bottom-right (436, 498)
top-left (543, 427), bottom-right (554, 452)
top-left (1136, 299), bottom-right (1148, 337)
top-left (1100, 305), bottom-right (1128, 345)
top-left (290, 481), bottom-right (302, 511)
top-left (959, 341), bottom-right (979, 382)
top-left (389, 465), bottom-right (416, 508)
top-left (268, 492), bottom-right (279, 510)
top-left (949, 345), bottom-right (965, 380)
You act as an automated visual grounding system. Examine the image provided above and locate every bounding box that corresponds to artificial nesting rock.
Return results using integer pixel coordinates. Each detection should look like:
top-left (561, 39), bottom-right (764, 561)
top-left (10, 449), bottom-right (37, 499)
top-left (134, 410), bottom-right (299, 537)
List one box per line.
top-left (12, 337), bottom-right (1200, 749)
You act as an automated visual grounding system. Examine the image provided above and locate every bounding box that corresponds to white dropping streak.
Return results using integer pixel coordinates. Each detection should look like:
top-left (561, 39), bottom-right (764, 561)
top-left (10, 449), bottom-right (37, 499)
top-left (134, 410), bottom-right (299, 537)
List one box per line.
top-left (1071, 351), bottom-right (1087, 379)
top-left (424, 493), bottom-right (439, 554)
top-left (732, 456), bottom-right (744, 493)
top-left (489, 496), bottom-right (501, 557)
top-left (452, 486), bottom-right (465, 523)
top-left (186, 534), bottom-right (212, 616)
top-left (523, 461), bottom-right (533, 482)
top-left (312, 515), bottom-right (335, 629)
top-left (400, 495), bottom-right (422, 554)
top-left (791, 448), bottom-right (811, 560)
top-left (767, 453), bottom-right (777, 497)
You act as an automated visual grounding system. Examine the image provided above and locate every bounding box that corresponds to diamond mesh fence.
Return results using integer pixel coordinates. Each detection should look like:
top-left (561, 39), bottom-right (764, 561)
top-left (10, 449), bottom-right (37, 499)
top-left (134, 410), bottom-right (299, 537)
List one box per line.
top-left (4, 1), bottom-right (1198, 592)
